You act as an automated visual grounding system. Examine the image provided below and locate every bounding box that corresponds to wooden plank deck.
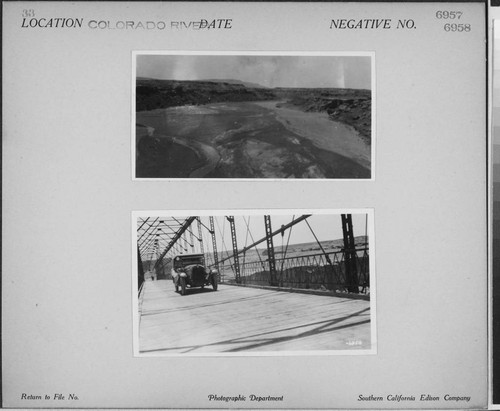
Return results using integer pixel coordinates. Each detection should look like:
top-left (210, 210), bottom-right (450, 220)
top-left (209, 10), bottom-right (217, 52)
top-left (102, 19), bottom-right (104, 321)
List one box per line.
top-left (138, 279), bottom-right (372, 355)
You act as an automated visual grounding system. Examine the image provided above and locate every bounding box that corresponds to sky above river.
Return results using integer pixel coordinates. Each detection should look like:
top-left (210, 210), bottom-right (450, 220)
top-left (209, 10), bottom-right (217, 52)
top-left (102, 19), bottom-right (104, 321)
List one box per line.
top-left (213, 214), bottom-right (369, 247)
top-left (137, 54), bottom-right (371, 89)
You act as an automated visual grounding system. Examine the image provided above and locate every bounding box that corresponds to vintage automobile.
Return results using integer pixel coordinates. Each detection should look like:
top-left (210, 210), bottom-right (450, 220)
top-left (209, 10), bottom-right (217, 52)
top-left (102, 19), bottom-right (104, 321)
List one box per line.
top-left (171, 253), bottom-right (218, 295)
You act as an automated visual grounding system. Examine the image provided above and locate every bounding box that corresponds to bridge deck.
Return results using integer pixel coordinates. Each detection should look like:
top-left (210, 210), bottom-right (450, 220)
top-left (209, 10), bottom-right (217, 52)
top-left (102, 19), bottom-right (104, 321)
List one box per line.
top-left (138, 279), bottom-right (372, 355)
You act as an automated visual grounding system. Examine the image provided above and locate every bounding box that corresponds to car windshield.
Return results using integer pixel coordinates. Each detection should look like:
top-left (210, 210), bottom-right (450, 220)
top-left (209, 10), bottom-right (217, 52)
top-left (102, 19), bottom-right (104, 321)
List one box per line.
top-left (173, 254), bottom-right (205, 269)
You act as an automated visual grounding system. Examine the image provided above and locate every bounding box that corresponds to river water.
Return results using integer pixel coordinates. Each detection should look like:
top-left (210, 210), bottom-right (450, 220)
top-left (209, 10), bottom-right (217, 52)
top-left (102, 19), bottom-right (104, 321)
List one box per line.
top-left (254, 101), bottom-right (371, 169)
top-left (137, 100), bottom-right (371, 178)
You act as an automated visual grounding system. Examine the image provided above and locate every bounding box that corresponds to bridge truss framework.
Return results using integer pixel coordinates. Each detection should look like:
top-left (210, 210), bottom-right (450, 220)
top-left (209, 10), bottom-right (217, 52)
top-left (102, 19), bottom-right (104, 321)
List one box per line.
top-left (136, 213), bottom-right (370, 295)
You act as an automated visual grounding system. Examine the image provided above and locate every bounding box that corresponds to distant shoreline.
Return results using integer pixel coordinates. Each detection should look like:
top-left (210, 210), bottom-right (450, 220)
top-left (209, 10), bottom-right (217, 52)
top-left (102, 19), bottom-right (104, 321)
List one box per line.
top-left (136, 98), bottom-right (371, 179)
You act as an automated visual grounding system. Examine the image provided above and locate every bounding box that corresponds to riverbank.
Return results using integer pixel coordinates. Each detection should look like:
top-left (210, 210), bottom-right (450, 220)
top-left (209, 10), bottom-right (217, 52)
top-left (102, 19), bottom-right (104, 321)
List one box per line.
top-left (255, 101), bottom-right (371, 169)
top-left (136, 101), bottom-right (371, 178)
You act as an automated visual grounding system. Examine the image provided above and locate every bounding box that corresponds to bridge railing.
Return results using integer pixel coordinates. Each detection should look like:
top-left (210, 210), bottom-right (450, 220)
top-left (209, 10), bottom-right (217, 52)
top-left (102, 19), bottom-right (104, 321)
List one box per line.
top-left (216, 248), bottom-right (370, 294)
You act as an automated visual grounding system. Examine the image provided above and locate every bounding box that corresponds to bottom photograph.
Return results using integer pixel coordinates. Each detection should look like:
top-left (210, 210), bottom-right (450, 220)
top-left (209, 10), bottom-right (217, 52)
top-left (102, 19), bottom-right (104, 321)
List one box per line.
top-left (133, 210), bottom-right (376, 356)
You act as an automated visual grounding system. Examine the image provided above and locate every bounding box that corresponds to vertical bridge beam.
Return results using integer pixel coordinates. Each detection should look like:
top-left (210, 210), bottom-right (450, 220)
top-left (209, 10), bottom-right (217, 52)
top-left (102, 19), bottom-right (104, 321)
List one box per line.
top-left (190, 227), bottom-right (195, 251)
top-left (209, 216), bottom-right (220, 276)
top-left (182, 232), bottom-right (188, 252)
top-left (137, 246), bottom-right (145, 290)
top-left (226, 216), bottom-right (241, 283)
top-left (264, 215), bottom-right (278, 286)
top-left (197, 217), bottom-right (204, 255)
top-left (341, 214), bottom-right (359, 293)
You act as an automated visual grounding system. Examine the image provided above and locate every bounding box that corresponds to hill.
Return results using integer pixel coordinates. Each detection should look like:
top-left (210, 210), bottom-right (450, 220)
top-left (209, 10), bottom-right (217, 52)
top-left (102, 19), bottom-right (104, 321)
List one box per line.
top-left (204, 78), bottom-right (269, 89)
top-left (145, 236), bottom-right (368, 274)
top-left (136, 78), bottom-right (277, 111)
top-left (135, 78), bottom-right (371, 142)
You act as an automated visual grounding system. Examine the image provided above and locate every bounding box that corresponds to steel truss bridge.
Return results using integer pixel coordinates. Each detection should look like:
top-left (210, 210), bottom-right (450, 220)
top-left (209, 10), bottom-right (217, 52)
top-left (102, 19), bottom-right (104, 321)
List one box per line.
top-left (136, 213), bottom-right (372, 354)
top-left (137, 214), bottom-right (370, 296)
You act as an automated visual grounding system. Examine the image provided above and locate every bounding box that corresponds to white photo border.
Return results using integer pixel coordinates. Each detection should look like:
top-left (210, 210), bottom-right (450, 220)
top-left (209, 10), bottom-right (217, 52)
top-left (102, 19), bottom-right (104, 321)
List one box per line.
top-left (131, 50), bottom-right (376, 181)
top-left (131, 208), bottom-right (377, 357)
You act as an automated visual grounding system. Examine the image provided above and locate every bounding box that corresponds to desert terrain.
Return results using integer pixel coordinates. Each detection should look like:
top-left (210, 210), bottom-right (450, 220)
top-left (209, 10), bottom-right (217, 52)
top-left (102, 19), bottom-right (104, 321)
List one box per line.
top-left (136, 79), bottom-right (371, 179)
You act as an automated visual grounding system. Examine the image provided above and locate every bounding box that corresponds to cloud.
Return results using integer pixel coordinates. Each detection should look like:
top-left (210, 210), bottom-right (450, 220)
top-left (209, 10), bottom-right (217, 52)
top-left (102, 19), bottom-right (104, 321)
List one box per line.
top-left (137, 54), bottom-right (371, 89)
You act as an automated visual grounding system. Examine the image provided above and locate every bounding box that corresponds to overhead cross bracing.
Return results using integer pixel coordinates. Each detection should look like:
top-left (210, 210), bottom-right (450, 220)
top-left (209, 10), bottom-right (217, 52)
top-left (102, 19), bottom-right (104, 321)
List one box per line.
top-left (137, 217), bottom-right (197, 269)
top-left (136, 213), bottom-right (371, 296)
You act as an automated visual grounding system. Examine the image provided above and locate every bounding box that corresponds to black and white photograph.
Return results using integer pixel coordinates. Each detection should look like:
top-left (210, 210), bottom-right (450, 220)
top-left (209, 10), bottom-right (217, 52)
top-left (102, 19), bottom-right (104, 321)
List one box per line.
top-left (3, 1), bottom-right (488, 408)
top-left (134, 53), bottom-right (373, 179)
top-left (134, 211), bottom-right (375, 355)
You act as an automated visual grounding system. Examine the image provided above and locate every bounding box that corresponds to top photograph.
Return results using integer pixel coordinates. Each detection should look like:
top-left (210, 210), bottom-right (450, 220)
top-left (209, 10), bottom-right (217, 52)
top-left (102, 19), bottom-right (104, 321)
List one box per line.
top-left (133, 52), bottom-right (374, 180)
